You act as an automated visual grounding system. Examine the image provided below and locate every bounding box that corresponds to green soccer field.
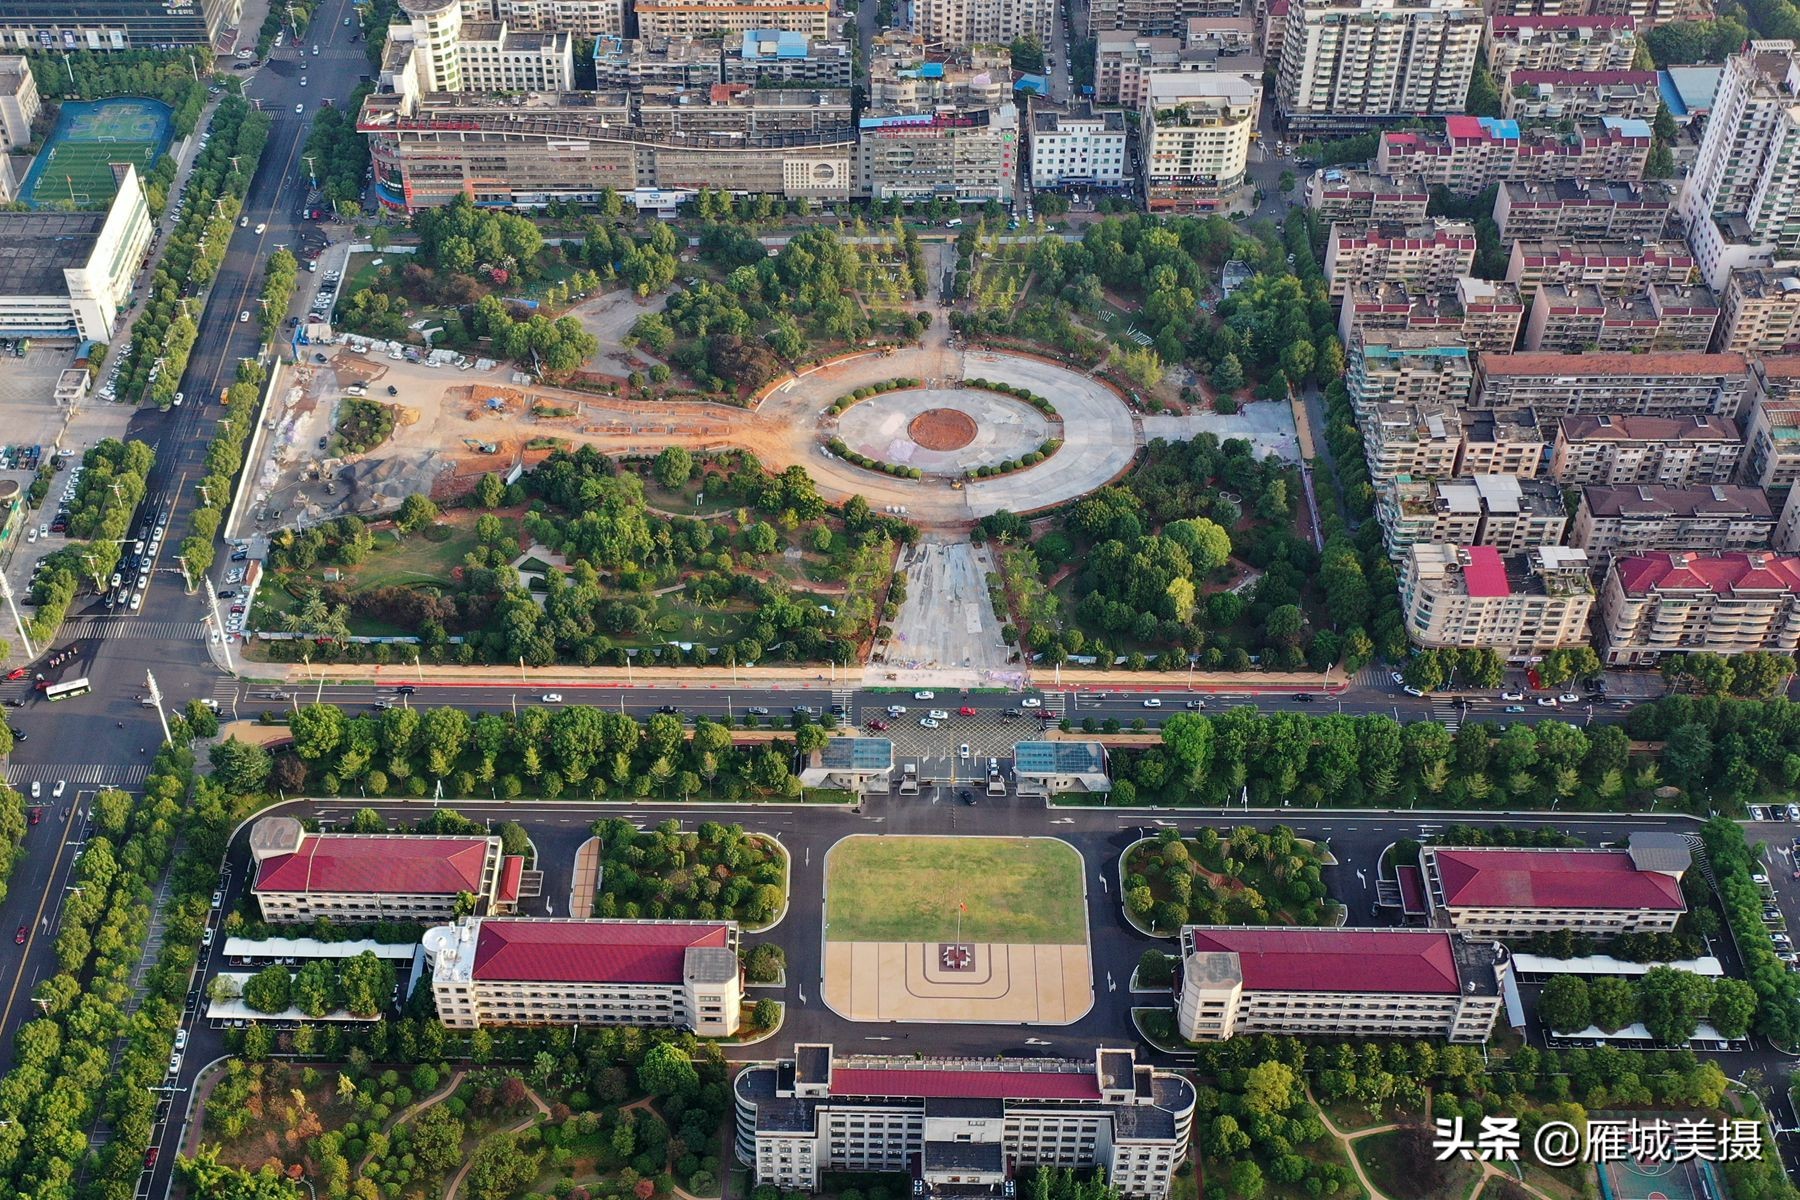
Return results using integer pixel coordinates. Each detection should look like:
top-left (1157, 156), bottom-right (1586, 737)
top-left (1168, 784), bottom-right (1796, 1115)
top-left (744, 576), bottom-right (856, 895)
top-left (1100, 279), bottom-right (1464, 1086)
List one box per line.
top-left (824, 835), bottom-right (1088, 944)
top-left (32, 141), bottom-right (159, 206)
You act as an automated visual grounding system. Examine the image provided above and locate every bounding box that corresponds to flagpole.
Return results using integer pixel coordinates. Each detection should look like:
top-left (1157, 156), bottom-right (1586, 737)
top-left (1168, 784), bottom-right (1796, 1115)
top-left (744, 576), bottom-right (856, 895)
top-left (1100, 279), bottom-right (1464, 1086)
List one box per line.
top-left (956, 900), bottom-right (963, 946)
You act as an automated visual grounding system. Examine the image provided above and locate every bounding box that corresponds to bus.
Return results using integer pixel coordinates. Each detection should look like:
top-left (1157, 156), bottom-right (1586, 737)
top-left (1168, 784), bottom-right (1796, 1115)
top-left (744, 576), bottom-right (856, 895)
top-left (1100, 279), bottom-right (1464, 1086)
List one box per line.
top-left (44, 677), bottom-right (90, 702)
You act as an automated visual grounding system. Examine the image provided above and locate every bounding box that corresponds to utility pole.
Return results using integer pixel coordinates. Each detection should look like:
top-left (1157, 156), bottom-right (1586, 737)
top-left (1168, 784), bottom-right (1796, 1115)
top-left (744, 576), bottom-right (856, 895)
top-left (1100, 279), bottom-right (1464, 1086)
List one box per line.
top-left (0, 573), bottom-right (36, 661)
top-left (202, 576), bottom-right (236, 675)
top-left (145, 671), bottom-right (173, 747)
top-left (197, 482), bottom-right (213, 508)
top-left (303, 155), bottom-right (318, 188)
top-left (175, 553), bottom-right (195, 594)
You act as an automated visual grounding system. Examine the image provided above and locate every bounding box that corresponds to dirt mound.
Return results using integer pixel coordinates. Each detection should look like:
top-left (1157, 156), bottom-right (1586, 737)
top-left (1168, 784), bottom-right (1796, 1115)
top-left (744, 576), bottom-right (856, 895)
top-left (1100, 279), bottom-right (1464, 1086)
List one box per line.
top-left (909, 408), bottom-right (977, 451)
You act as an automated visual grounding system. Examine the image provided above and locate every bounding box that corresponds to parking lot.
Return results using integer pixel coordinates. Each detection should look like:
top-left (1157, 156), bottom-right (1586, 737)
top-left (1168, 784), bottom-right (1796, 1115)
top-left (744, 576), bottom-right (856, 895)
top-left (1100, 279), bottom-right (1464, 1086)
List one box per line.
top-left (1743, 810), bottom-right (1799, 963)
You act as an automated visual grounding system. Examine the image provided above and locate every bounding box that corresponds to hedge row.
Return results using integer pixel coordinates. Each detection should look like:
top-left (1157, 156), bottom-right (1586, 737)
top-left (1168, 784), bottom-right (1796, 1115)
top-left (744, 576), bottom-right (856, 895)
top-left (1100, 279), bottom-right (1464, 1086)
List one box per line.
top-left (826, 438), bottom-right (924, 480)
top-left (973, 438), bottom-right (1062, 477)
top-left (829, 377), bottom-right (921, 415)
top-left (964, 377), bottom-right (1059, 417)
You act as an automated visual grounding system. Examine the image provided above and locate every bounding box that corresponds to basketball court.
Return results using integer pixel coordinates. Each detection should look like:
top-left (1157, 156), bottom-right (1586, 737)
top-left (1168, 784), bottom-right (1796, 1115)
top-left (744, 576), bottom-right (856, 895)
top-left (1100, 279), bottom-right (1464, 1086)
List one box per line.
top-left (1597, 1152), bottom-right (1719, 1200)
top-left (820, 835), bottom-right (1094, 1025)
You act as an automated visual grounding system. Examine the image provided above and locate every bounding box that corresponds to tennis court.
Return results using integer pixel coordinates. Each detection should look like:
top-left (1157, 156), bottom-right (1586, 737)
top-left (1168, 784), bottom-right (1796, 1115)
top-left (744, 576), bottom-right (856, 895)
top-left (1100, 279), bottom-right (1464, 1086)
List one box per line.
top-left (19, 98), bottom-right (172, 209)
top-left (1597, 1153), bottom-right (1719, 1200)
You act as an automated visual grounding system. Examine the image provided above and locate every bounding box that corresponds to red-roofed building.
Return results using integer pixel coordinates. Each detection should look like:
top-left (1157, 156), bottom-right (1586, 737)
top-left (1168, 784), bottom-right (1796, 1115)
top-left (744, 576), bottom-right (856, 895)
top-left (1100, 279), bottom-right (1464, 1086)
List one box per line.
top-left (735, 1045), bottom-right (1196, 1197)
top-left (1420, 836), bottom-right (1690, 937)
top-left (1399, 544), bottom-right (1595, 653)
top-left (247, 817), bottom-right (525, 923)
top-left (1373, 116), bottom-right (1652, 198)
top-left (424, 917), bottom-right (743, 1035)
top-left (1176, 926), bottom-right (1509, 1043)
top-left (1599, 551), bottom-right (1800, 665)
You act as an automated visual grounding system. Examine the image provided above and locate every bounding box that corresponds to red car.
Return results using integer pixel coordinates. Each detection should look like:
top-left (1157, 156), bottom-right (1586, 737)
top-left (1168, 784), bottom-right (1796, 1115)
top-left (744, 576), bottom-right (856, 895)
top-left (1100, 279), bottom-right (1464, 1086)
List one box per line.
top-left (865, 718), bottom-right (888, 731)
top-left (957, 706), bottom-right (977, 717)
top-left (144, 1147), bottom-right (158, 1169)
top-left (5, 668), bottom-right (26, 681)
top-left (14, 926), bottom-right (25, 945)
top-left (27, 808), bottom-right (40, 825)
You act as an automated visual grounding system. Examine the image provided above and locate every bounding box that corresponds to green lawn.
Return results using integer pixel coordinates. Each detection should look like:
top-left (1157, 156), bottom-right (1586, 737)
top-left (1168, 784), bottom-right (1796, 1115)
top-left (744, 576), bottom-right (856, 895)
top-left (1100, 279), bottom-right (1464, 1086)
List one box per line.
top-left (351, 524), bottom-right (486, 591)
top-left (825, 836), bottom-right (1087, 944)
top-left (1353, 1130), bottom-right (1479, 1200)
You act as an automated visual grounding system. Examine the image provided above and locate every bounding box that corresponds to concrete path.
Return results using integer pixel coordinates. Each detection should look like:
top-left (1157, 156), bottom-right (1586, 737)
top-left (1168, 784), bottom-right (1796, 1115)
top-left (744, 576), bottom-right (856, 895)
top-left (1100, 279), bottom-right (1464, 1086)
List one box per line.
top-left (356, 1068), bottom-right (468, 1176)
top-left (1310, 1091), bottom-right (1559, 1200)
top-left (445, 1082), bottom-right (550, 1200)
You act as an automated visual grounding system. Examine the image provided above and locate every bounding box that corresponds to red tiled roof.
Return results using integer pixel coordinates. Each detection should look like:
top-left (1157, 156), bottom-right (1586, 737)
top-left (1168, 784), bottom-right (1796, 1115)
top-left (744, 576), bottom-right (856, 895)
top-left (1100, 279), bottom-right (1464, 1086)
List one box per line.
top-left (1431, 847), bottom-right (1685, 911)
top-left (1397, 865), bottom-right (1427, 915)
top-left (496, 855), bottom-right (524, 904)
top-left (1185, 928), bottom-right (1462, 994)
top-left (1612, 551), bottom-right (1800, 598)
top-left (1480, 351), bottom-right (1746, 376)
top-left (256, 834), bottom-right (491, 896)
top-left (1445, 115), bottom-right (1487, 139)
top-left (471, 920), bottom-right (731, 983)
top-left (1462, 545), bottom-right (1510, 597)
top-left (831, 1068), bottom-right (1102, 1102)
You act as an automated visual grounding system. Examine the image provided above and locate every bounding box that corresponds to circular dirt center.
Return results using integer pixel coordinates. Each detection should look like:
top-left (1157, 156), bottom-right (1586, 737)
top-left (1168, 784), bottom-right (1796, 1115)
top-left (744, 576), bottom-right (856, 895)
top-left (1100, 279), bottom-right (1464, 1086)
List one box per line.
top-left (908, 408), bottom-right (978, 451)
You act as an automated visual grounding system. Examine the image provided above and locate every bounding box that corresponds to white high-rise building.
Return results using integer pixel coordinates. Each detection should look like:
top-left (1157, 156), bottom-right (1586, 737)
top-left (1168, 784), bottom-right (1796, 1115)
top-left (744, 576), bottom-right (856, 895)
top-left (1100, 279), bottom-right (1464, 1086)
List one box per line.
top-left (1276, 0), bottom-right (1483, 129)
top-left (1680, 41), bottom-right (1800, 289)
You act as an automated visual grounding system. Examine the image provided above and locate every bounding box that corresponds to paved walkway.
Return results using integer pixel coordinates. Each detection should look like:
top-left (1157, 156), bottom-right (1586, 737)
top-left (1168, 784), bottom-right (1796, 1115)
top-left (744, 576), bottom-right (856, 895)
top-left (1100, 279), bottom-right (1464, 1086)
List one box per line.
top-left (445, 1083), bottom-right (550, 1200)
top-left (1310, 1090), bottom-right (1558, 1200)
top-left (356, 1068), bottom-right (468, 1176)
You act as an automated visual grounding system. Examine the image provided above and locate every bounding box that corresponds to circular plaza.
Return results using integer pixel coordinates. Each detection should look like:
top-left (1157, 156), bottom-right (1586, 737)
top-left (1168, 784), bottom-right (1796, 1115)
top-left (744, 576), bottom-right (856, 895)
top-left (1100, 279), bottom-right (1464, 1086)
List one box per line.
top-left (834, 387), bottom-right (1057, 477)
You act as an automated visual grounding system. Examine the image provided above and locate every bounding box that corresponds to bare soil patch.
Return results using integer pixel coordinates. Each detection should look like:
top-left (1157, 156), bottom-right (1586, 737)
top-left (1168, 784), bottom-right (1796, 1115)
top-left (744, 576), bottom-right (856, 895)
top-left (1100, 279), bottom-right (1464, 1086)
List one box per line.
top-left (909, 407), bottom-right (977, 451)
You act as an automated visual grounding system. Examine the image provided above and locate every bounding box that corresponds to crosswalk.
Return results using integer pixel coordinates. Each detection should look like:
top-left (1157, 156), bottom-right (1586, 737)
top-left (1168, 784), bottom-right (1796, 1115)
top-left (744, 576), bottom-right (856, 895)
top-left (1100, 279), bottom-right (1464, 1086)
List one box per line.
top-left (1430, 698), bottom-right (1462, 732)
top-left (5, 763), bottom-right (149, 788)
top-left (62, 619), bottom-right (209, 640)
top-left (1043, 690), bottom-right (1068, 717)
top-left (831, 687), bottom-right (854, 713)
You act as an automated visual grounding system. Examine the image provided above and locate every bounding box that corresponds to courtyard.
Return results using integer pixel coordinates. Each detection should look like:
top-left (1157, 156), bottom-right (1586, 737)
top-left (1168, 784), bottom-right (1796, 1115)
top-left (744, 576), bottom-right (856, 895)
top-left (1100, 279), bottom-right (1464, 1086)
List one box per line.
top-left (821, 835), bottom-right (1093, 1024)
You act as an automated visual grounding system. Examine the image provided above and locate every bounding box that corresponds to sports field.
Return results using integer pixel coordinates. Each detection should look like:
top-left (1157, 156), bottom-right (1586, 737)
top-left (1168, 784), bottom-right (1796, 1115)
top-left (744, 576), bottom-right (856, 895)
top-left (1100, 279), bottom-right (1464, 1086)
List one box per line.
top-left (824, 835), bottom-right (1087, 944)
top-left (20, 98), bottom-right (171, 209)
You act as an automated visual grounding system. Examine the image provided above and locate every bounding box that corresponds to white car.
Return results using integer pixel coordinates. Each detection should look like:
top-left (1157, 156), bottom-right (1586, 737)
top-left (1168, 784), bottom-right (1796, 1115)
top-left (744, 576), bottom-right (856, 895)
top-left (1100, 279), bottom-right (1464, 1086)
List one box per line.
top-left (238, 310), bottom-right (250, 323)
top-left (918, 717), bottom-right (940, 729)
top-left (1142, 698), bottom-right (1162, 708)
top-left (295, 103), bottom-right (304, 114)
top-left (886, 705), bottom-right (906, 716)
top-left (29, 782), bottom-right (39, 799)
top-left (240, 216), bottom-right (249, 227)
top-left (172, 392), bottom-right (184, 407)
top-left (1390, 671), bottom-right (1406, 685)
top-left (1020, 697), bottom-right (1042, 708)
top-left (299, 76), bottom-right (307, 86)
top-left (927, 709), bottom-right (949, 720)
top-left (1403, 685), bottom-right (1424, 697)
top-left (1536, 697), bottom-right (1559, 707)
top-left (1501, 691), bottom-right (1524, 701)
top-left (1557, 692), bottom-right (1580, 704)
top-left (541, 693), bottom-right (563, 703)
top-left (51, 781), bottom-right (64, 798)
top-left (958, 743), bottom-right (971, 759)
top-left (255, 223), bottom-right (266, 235)
top-left (913, 690), bottom-right (935, 700)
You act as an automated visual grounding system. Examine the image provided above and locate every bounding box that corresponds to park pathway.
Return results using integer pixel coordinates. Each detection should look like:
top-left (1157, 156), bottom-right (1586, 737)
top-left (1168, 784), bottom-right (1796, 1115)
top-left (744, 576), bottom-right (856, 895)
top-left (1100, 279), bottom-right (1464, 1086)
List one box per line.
top-left (354, 1068), bottom-right (468, 1176)
top-left (1308, 1090), bottom-right (1560, 1200)
top-left (444, 1084), bottom-right (551, 1200)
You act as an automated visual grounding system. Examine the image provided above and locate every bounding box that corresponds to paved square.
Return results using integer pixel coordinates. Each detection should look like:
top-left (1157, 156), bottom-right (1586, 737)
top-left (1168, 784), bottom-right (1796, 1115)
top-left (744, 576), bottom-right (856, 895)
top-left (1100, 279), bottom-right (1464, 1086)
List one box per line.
top-left (821, 835), bottom-right (1093, 1025)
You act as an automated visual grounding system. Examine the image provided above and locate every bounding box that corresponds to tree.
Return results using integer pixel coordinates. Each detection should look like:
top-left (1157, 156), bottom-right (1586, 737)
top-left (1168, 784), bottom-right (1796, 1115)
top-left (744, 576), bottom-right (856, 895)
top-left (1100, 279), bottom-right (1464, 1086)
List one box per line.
top-left (1588, 975), bottom-right (1638, 1032)
top-left (397, 493), bottom-right (440, 532)
top-left (242, 963), bottom-right (293, 1013)
top-left (753, 997), bottom-right (780, 1028)
top-left (210, 737), bottom-right (272, 793)
top-left (411, 1106), bottom-right (466, 1178)
top-left (654, 446), bottom-right (694, 490)
top-left (464, 1135), bottom-right (542, 1200)
top-left (1638, 965), bottom-right (1714, 1046)
top-left (1242, 1060), bottom-right (1297, 1115)
top-left (638, 1041), bottom-right (700, 1097)
top-left (1210, 353), bottom-right (1245, 395)
top-left (477, 472), bottom-right (507, 508)
top-left (340, 950), bottom-right (395, 1017)
top-left (292, 958), bottom-right (338, 1017)
top-left (1708, 977), bottom-right (1758, 1039)
top-left (1537, 975), bottom-right (1592, 1034)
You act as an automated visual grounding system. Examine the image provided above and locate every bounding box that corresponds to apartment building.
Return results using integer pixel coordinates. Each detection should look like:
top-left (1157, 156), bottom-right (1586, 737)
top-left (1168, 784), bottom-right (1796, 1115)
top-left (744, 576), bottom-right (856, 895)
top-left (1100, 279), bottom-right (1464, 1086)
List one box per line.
top-left (1484, 15), bottom-right (1638, 76)
top-left (1095, 29), bottom-right (1259, 107)
top-left (1744, 372), bottom-right (1800, 487)
top-left (1275, 0), bottom-right (1483, 130)
top-left (387, 0), bottom-right (575, 93)
top-left (1176, 927), bottom-right (1509, 1044)
top-left (1374, 115), bottom-right (1653, 196)
top-left (0, 58), bottom-right (40, 158)
top-left (1471, 351), bottom-right (1753, 418)
top-left (1504, 238), bottom-right (1695, 293)
top-left (1461, 409), bottom-right (1546, 475)
top-left (247, 818), bottom-right (522, 924)
top-left (0, 166), bottom-right (153, 340)
top-left (1398, 543), bottom-right (1596, 653)
top-left (637, 85), bottom-right (852, 136)
top-left (1777, 488), bottom-right (1800, 552)
top-left (1491, 178), bottom-right (1674, 245)
top-left (1601, 550), bottom-right (1800, 663)
top-left (1501, 69), bottom-right (1659, 122)
top-left (426, 917), bottom-right (742, 1035)
top-left (1679, 42), bottom-right (1800, 290)
top-left (593, 35), bottom-right (720, 91)
top-left (1141, 69), bottom-right (1263, 210)
top-left (635, 0), bottom-right (832, 37)
top-left (1090, 0), bottom-right (1248, 37)
top-left (1346, 330), bottom-right (1477, 422)
top-left (866, 35), bottom-right (1011, 110)
top-left (1571, 484), bottom-right (1774, 557)
top-left (1377, 473), bottom-right (1567, 559)
top-left (1324, 219), bottom-right (1477, 299)
top-left (1485, 0), bottom-right (1703, 23)
top-left (1419, 837), bottom-right (1689, 937)
top-left (913, 0), bottom-right (1052, 47)
top-left (1365, 402), bottom-right (1467, 481)
top-left (360, 86), bottom-right (855, 209)
top-left (858, 105), bottom-right (1019, 203)
top-left (1031, 105), bottom-right (1129, 189)
top-left (1305, 168), bottom-right (1431, 224)
top-left (1521, 281), bottom-right (1719, 352)
top-left (735, 1046), bottom-right (1196, 1198)
top-left (1549, 414), bottom-right (1745, 484)
top-left (1261, 0), bottom-right (1289, 65)
top-left (726, 30), bottom-right (855, 87)
top-left (1337, 278), bottom-right (1525, 353)
top-left (1716, 267), bottom-right (1800, 354)
top-left (464, 0), bottom-right (624, 34)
